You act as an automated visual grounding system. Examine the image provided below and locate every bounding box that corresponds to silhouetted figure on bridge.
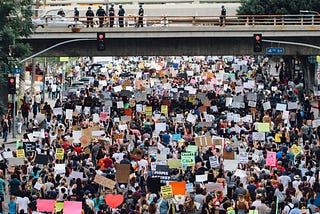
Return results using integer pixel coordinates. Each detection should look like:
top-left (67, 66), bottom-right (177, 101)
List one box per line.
top-left (137, 4), bottom-right (144, 27)
top-left (220, 5), bottom-right (226, 26)
top-left (109, 4), bottom-right (115, 27)
top-left (118, 4), bottom-right (125, 27)
top-left (96, 6), bottom-right (107, 27)
top-left (86, 7), bottom-right (94, 28)
top-left (74, 7), bottom-right (79, 22)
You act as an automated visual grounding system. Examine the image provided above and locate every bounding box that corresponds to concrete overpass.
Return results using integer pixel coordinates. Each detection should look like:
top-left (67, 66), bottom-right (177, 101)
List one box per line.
top-left (25, 26), bottom-right (320, 57)
top-left (24, 16), bottom-right (320, 57)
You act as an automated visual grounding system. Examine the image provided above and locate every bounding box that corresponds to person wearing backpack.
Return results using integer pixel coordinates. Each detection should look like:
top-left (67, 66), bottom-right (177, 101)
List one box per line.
top-left (282, 198), bottom-right (294, 214)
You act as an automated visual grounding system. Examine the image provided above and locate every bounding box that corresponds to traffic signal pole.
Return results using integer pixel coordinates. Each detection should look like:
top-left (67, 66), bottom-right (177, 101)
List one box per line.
top-left (12, 93), bottom-right (16, 139)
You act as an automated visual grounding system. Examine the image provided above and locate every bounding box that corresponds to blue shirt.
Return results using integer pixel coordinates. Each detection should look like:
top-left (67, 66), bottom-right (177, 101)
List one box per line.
top-left (8, 201), bottom-right (16, 214)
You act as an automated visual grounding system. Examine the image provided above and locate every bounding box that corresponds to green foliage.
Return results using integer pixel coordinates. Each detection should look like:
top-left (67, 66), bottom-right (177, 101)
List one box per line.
top-left (237, 0), bottom-right (320, 15)
top-left (0, 0), bottom-right (34, 63)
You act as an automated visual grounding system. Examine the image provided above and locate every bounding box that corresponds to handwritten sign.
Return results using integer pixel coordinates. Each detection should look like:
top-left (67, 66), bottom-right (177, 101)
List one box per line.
top-left (16, 149), bottom-right (25, 158)
top-left (181, 152), bottom-right (195, 166)
top-left (161, 185), bottom-right (173, 199)
top-left (94, 174), bottom-right (116, 190)
top-left (266, 151), bottom-right (276, 166)
top-left (55, 148), bottom-right (64, 160)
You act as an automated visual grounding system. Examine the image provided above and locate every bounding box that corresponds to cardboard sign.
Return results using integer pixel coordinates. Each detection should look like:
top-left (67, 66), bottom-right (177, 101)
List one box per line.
top-left (94, 174), bottom-right (116, 190)
top-left (181, 152), bottom-right (195, 166)
top-left (116, 164), bottom-right (130, 183)
top-left (205, 182), bottom-right (224, 192)
top-left (70, 171), bottom-right (83, 179)
top-left (194, 135), bottom-right (213, 147)
top-left (198, 122), bottom-right (213, 128)
top-left (161, 105), bottom-right (168, 115)
top-left (55, 148), bottom-right (64, 160)
top-left (168, 159), bottom-right (181, 169)
top-left (169, 181), bottom-right (186, 195)
top-left (161, 185), bottom-right (173, 199)
top-left (35, 154), bottom-right (48, 165)
top-left (16, 149), bottom-right (25, 158)
top-left (276, 103), bottom-right (287, 111)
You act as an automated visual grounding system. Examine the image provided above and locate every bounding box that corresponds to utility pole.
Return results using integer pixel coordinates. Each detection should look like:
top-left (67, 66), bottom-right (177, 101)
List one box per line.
top-left (43, 57), bottom-right (46, 103)
top-left (31, 58), bottom-right (36, 95)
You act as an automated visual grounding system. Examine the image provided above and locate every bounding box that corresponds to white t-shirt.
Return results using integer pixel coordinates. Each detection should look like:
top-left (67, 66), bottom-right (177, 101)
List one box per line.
top-left (17, 196), bottom-right (30, 213)
top-left (138, 159), bottom-right (148, 171)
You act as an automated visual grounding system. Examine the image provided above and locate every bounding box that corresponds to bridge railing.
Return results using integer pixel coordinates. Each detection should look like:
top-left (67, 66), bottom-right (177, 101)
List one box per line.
top-left (34, 14), bottom-right (320, 28)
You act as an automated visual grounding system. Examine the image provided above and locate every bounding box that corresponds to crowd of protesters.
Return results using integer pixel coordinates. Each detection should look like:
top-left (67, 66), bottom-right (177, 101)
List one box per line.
top-left (0, 55), bottom-right (319, 214)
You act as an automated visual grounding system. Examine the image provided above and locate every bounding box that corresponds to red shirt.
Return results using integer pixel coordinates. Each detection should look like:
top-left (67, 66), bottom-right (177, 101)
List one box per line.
top-left (103, 157), bottom-right (113, 169)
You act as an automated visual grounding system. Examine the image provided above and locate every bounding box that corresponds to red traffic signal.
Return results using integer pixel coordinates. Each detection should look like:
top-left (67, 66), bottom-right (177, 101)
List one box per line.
top-left (8, 77), bottom-right (16, 94)
top-left (97, 32), bottom-right (106, 51)
top-left (253, 33), bottom-right (262, 52)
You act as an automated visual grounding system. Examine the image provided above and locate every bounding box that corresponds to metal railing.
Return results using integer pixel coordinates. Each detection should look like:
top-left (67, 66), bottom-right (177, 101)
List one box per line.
top-left (33, 14), bottom-right (320, 28)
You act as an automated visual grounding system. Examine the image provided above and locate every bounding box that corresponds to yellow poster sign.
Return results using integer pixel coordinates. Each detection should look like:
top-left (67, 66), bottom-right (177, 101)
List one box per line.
top-left (161, 105), bottom-right (168, 115)
top-left (59, 57), bottom-right (69, 62)
top-left (146, 106), bottom-right (152, 116)
top-left (55, 148), bottom-right (64, 160)
top-left (16, 149), bottom-right (25, 158)
top-left (257, 123), bottom-right (270, 132)
top-left (161, 185), bottom-right (173, 199)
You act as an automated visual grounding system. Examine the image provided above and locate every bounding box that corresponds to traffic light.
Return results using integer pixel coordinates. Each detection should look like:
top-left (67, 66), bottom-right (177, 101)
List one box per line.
top-left (253, 34), bottom-right (262, 52)
top-left (97, 32), bottom-right (106, 51)
top-left (8, 76), bottom-right (16, 94)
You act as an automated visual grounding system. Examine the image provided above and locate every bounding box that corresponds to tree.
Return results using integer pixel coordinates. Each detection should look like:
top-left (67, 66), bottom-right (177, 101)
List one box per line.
top-left (237, 0), bottom-right (320, 15)
top-left (0, 0), bottom-right (34, 115)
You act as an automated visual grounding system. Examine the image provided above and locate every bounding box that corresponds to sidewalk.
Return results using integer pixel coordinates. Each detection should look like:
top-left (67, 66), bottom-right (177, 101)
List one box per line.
top-left (4, 95), bottom-right (56, 146)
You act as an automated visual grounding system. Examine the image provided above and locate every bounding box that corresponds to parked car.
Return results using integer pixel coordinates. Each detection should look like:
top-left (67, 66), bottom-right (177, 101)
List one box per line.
top-left (32, 14), bottom-right (84, 28)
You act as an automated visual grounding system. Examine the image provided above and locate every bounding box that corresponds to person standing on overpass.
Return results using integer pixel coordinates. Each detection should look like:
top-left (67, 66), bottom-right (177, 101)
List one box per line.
top-left (118, 4), bottom-right (125, 27)
top-left (137, 3), bottom-right (144, 27)
top-left (96, 6), bottom-right (107, 27)
top-left (220, 5), bottom-right (226, 26)
top-left (109, 3), bottom-right (115, 27)
top-left (86, 6), bottom-right (94, 28)
top-left (74, 7), bottom-right (79, 22)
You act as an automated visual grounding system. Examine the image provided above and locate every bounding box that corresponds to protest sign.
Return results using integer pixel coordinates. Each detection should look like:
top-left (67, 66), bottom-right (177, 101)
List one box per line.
top-left (209, 156), bottom-right (220, 168)
top-left (37, 199), bottom-right (55, 213)
top-left (292, 144), bottom-right (301, 156)
top-left (168, 159), bottom-right (180, 169)
top-left (161, 105), bottom-right (168, 115)
top-left (252, 132), bottom-right (265, 141)
top-left (257, 123), bottom-right (270, 132)
top-left (35, 154), bottom-right (48, 165)
top-left (161, 185), bottom-right (173, 199)
top-left (186, 183), bottom-right (194, 192)
top-left (276, 103), bottom-right (287, 111)
top-left (263, 101), bottom-right (271, 110)
top-left (187, 145), bottom-right (198, 153)
top-left (16, 149), bottom-right (25, 158)
top-left (288, 101), bottom-right (298, 110)
top-left (55, 164), bottom-right (66, 174)
top-left (238, 152), bottom-right (248, 164)
top-left (194, 135), bottom-right (213, 147)
top-left (198, 122), bottom-right (213, 128)
top-left (169, 182), bottom-right (186, 195)
top-left (2, 151), bottom-right (13, 159)
top-left (24, 142), bottom-right (36, 153)
top-left (205, 182), bottom-right (224, 192)
top-left (147, 177), bottom-right (161, 194)
top-left (70, 171), bottom-right (83, 179)
top-left (55, 201), bottom-right (64, 212)
top-left (55, 148), bottom-right (64, 160)
top-left (8, 157), bottom-right (24, 166)
top-left (172, 134), bottom-right (182, 141)
top-left (66, 109), bottom-right (73, 120)
top-left (266, 151), bottom-right (276, 166)
top-left (63, 201), bottom-right (82, 214)
top-left (196, 174), bottom-right (208, 182)
top-left (116, 164), bottom-right (130, 183)
top-left (53, 107), bottom-right (62, 115)
top-left (94, 174), bottom-right (116, 190)
top-left (181, 152), bottom-right (195, 166)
